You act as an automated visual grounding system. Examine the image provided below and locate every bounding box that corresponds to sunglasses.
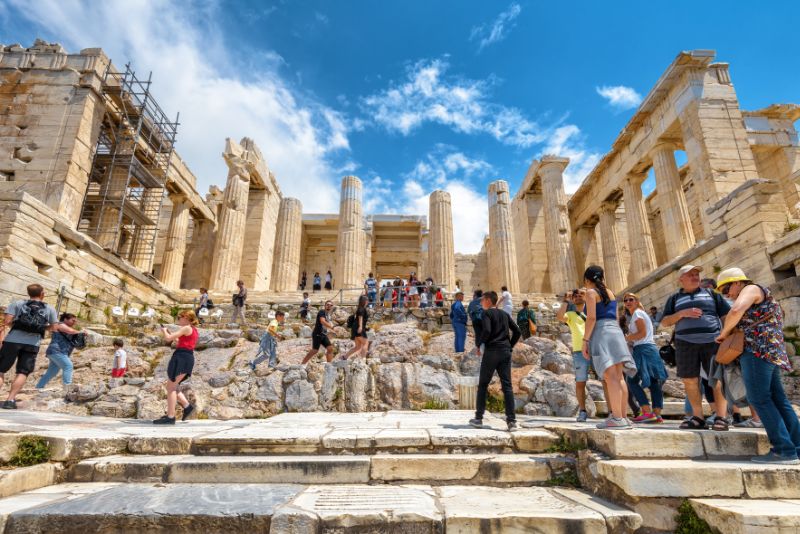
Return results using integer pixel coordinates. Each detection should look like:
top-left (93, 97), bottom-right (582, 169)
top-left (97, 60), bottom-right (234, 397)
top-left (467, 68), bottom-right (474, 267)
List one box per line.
top-left (623, 298), bottom-right (636, 303)
top-left (720, 284), bottom-right (731, 295)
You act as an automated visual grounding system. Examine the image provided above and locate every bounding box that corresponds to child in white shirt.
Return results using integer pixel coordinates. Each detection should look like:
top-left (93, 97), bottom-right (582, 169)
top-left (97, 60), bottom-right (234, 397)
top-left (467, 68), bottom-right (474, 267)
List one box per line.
top-left (111, 338), bottom-right (127, 378)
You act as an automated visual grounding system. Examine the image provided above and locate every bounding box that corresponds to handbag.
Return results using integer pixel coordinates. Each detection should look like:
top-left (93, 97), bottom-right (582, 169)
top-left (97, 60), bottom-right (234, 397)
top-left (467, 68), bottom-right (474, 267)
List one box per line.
top-left (528, 318), bottom-right (537, 335)
top-left (659, 332), bottom-right (676, 366)
top-left (715, 312), bottom-right (773, 364)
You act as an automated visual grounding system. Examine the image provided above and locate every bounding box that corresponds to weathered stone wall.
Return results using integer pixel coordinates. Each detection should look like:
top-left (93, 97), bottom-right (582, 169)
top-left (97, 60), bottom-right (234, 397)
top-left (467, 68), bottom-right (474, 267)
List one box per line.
top-left (511, 194), bottom-right (549, 293)
top-left (0, 191), bottom-right (176, 320)
top-left (454, 251), bottom-right (488, 293)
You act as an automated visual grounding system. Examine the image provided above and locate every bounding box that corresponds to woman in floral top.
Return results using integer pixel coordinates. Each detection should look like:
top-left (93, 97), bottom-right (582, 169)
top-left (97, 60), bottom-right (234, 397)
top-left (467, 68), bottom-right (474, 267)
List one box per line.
top-left (716, 267), bottom-right (800, 464)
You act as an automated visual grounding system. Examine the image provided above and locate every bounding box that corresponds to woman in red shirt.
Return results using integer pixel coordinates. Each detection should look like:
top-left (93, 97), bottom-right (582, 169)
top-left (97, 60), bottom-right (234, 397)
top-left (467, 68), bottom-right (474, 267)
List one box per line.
top-left (154, 310), bottom-right (199, 424)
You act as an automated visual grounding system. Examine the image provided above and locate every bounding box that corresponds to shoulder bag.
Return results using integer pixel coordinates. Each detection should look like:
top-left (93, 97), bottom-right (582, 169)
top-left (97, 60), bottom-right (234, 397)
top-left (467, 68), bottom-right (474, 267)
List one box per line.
top-left (716, 312), bottom-right (772, 365)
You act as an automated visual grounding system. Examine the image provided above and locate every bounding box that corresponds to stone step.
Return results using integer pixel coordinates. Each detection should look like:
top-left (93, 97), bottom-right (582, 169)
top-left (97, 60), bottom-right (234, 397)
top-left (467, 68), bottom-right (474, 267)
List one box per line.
top-left (0, 482), bottom-right (641, 533)
top-left (67, 453), bottom-right (574, 486)
top-left (594, 458), bottom-right (800, 499)
top-left (691, 498), bottom-right (800, 534)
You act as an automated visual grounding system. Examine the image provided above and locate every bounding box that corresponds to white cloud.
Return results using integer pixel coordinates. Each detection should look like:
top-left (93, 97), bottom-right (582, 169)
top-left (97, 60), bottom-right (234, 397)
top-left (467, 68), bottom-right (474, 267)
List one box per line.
top-left (362, 58), bottom-right (545, 147)
top-left (540, 125), bottom-right (603, 192)
top-left (596, 85), bottom-right (643, 111)
top-left (8, 0), bottom-right (347, 212)
top-left (470, 3), bottom-right (522, 51)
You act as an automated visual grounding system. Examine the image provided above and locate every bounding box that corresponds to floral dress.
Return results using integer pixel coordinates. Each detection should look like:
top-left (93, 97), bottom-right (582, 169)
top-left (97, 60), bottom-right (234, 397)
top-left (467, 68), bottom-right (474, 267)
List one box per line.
top-left (740, 285), bottom-right (791, 371)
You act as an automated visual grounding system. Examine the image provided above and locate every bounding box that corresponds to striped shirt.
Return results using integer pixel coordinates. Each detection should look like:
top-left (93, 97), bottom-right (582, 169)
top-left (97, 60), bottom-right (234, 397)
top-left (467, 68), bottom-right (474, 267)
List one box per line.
top-left (662, 288), bottom-right (731, 344)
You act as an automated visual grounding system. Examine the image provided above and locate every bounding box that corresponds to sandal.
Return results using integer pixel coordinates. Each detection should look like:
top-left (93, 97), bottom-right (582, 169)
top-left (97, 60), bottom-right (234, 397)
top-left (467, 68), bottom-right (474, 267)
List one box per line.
top-left (712, 418), bottom-right (730, 431)
top-left (679, 416), bottom-right (705, 430)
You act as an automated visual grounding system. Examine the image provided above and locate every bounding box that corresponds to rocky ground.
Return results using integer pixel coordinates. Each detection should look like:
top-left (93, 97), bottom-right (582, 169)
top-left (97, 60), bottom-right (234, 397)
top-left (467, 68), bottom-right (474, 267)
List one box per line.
top-left (14, 304), bottom-right (799, 421)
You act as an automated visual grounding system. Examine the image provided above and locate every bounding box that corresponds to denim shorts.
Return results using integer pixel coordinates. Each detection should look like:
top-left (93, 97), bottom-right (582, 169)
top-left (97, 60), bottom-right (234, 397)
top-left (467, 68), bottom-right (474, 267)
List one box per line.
top-left (572, 351), bottom-right (593, 382)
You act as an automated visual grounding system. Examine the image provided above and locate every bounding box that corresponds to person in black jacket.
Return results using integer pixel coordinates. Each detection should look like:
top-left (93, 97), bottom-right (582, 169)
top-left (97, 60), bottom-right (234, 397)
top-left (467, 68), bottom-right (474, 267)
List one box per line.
top-left (469, 291), bottom-right (521, 431)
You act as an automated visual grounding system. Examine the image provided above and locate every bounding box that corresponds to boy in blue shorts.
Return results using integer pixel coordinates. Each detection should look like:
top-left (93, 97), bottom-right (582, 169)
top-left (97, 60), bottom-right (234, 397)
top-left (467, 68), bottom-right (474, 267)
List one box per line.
top-left (556, 288), bottom-right (595, 422)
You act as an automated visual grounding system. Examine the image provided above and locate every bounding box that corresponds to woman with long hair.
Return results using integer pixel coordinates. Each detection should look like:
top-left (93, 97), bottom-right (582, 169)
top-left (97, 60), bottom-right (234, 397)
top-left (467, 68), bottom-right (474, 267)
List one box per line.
top-left (582, 265), bottom-right (637, 429)
top-left (342, 295), bottom-right (370, 360)
top-left (154, 310), bottom-right (198, 424)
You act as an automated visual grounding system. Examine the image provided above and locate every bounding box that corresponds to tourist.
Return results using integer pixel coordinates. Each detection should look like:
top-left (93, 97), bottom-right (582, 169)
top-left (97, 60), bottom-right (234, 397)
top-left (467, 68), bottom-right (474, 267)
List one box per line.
top-left (110, 338), bottom-right (127, 381)
top-left (302, 300), bottom-right (335, 364)
top-left (313, 272), bottom-right (322, 292)
top-left (419, 286), bottom-right (429, 308)
top-left (196, 288), bottom-right (210, 316)
top-left (231, 280), bottom-right (247, 325)
top-left (154, 310), bottom-right (198, 424)
top-left (434, 287), bottom-right (444, 308)
top-left (300, 271), bottom-right (307, 291)
top-left (450, 291), bottom-right (468, 353)
top-left (583, 265), bottom-right (637, 430)
top-left (660, 265), bottom-right (730, 431)
top-left (468, 290), bottom-right (484, 354)
top-left (342, 296), bottom-right (369, 360)
top-left (250, 311), bottom-right (285, 370)
top-left (299, 292), bottom-right (311, 322)
top-left (516, 300), bottom-right (537, 340)
top-left (469, 291), bottom-right (521, 431)
top-left (623, 292), bottom-right (668, 424)
top-left (648, 306), bottom-right (660, 331)
top-left (408, 276), bottom-right (418, 307)
top-left (397, 280), bottom-right (406, 309)
top-left (716, 267), bottom-right (800, 464)
top-left (35, 312), bottom-right (85, 392)
top-left (618, 312), bottom-right (642, 419)
top-left (325, 270), bottom-right (333, 290)
top-left (556, 289), bottom-right (595, 422)
top-left (497, 286), bottom-right (513, 317)
top-left (0, 284), bottom-right (60, 409)
top-left (365, 272), bottom-right (378, 308)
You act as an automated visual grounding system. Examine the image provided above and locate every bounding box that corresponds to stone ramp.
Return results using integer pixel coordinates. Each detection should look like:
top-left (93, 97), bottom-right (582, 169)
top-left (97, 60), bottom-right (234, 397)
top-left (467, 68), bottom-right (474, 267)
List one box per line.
top-left (691, 498), bottom-right (800, 534)
top-left (67, 453), bottom-right (573, 486)
top-left (0, 483), bottom-right (641, 533)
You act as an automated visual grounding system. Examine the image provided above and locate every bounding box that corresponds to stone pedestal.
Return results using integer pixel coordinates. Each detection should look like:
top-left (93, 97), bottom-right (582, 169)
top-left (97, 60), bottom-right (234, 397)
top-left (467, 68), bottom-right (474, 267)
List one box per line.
top-left (539, 158), bottom-right (578, 294)
top-left (598, 202), bottom-right (626, 292)
top-left (428, 190), bottom-right (456, 289)
top-left (271, 197), bottom-right (303, 292)
top-left (158, 193), bottom-right (189, 289)
top-left (209, 154), bottom-right (250, 290)
top-left (488, 180), bottom-right (520, 293)
top-left (651, 143), bottom-right (694, 257)
top-left (334, 176), bottom-right (365, 289)
top-left (621, 174), bottom-right (657, 282)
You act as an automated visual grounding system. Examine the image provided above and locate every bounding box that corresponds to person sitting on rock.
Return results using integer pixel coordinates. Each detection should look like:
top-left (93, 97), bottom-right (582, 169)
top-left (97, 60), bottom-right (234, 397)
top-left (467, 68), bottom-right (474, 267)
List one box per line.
top-left (302, 300), bottom-right (335, 365)
top-left (154, 310), bottom-right (198, 424)
top-left (249, 311), bottom-right (285, 370)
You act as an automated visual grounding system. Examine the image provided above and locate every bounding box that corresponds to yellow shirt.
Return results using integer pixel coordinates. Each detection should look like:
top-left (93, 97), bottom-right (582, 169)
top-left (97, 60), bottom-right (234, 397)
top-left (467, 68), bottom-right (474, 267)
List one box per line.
top-left (267, 319), bottom-right (280, 336)
top-left (564, 311), bottom-right (586, 352)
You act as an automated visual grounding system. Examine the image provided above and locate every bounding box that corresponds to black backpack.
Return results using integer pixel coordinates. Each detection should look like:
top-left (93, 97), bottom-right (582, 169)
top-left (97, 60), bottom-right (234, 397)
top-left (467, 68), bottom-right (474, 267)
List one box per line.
top-left (70, 332), bottom-right (87, 349)
top-left (206, 299), bottom-right (215, 309)
top-left (659, 333), bottom-right (677, 367)
top-left (12, 300), bottom-right (49, 335)
top-left (346, 314), bottom-right (355, 329)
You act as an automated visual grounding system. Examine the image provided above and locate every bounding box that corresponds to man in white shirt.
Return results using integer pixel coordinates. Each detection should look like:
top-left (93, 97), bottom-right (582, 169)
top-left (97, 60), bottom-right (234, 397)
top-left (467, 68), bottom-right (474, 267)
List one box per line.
top-left (497, 286), bottom-right (513, 317)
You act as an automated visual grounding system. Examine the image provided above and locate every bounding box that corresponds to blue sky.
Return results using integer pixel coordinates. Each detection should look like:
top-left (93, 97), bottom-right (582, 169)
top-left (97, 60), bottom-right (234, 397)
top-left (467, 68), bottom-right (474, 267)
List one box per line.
top-left (2, 1), bottom-right (799, 253)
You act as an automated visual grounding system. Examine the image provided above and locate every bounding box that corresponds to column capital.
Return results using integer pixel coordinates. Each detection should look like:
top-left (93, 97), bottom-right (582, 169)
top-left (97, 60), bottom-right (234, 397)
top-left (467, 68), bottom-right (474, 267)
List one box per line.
top-left (649, 140), bottom-right (678, 158)
top-left (600, 200), bottom-right (619, 213)
top-left (539, 156), bottom-right (570, 175)
top-left (167, 191), bottom-right (188, 205)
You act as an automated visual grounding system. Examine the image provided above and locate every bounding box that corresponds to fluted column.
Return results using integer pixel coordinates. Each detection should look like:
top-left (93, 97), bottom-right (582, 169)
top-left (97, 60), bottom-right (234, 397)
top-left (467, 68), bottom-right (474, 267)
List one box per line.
top-left (488, 180), bottom-right (520, 293)
top-left (598, 201), bottom-right (626, 292)
top-left (271, 197), bottom-right (303, 291)
top-left (575, 224), bottom-right (602, 275)
top-left (209, 156), bottom-right (250, 290)
top-left (334, 176), bottom-right (364, 289)
top-left (428, 190), bottom-right (456, 289)
top-left (539, 158), bottom-right (578, 294)
top-left (621, 174), bottom-right (657, 281)
top-left (159, 193), bottom-right (190, 289)
top-left (651, 143), bottom-right (694, 256)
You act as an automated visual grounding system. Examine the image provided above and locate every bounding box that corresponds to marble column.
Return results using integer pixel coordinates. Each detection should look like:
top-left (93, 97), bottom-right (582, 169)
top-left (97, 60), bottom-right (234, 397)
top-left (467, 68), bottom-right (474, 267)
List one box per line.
top-left (428, 190), bottom-right (456, 289)
top-left (208, 155), bottom-right (250, 290)
top-left (539, 157), bottom-right (578, 294)
top-left (575, 224), bottom-right (602, 276)
top-left (621, 174), bottom-right (657, 282)
top-left (334, 176), bottom-right (364, 289)
top-left (130, 187), bottom-right (162, 273)
top-left (598, 201), bottom-right (626, 291)
top-left (488, 180), bottom-right (520, 293)
top-left (271, 197), bottom-right (303, 292)
top-left (159, 193), bottom-right (190, 289)
top-left (651, 142), bottom-right (695, 257)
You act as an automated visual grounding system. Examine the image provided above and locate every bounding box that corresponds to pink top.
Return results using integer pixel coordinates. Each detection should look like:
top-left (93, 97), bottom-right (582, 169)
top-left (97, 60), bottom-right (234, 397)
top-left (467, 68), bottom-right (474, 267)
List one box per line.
top-left (176, 326), bottom-right (198, 350)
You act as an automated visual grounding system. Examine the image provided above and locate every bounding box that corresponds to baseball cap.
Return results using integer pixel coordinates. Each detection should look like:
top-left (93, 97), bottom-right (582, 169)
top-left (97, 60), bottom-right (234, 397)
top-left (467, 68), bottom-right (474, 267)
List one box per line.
top-left (678, 265), bottom-right (702, 277)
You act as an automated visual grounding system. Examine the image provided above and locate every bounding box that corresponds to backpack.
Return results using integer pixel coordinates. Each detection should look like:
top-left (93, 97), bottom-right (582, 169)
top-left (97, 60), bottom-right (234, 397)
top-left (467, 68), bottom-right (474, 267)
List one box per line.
top-left (70, 332), bottom-right (87, 349)
top-left (12, 300), bottom-right (49, 335)
top-left (659, 332), bottom-right (677, 367)
top-left (468, 302), bottom-right (483, 323)
top-left (346, 314), bottom-right (355, 329)
top-left (206, 299), bottom-right (215, 309)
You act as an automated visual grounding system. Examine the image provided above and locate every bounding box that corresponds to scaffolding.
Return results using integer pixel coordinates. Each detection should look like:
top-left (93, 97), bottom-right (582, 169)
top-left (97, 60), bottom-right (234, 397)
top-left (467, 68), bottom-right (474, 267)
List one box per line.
top-left (78, 63), bottom-right (179, 273)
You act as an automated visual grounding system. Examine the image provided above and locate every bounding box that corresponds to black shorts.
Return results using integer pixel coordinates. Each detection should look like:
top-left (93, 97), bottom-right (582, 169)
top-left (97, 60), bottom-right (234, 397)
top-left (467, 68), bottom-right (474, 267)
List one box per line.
top-left (312, 334), bottom-right (331, 350)
top-left (675, 340), bottom-right (717, 379)
top-left (0, 342), bottom-right (39, 376)
top-left (167, 349), bottom-right (195, 383)
top-left (350, 329), bottom-right (368, 341)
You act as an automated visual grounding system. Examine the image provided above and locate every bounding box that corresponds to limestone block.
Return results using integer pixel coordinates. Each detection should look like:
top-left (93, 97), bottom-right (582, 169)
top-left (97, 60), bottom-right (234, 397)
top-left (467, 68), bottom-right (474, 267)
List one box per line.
top-left (595, 459), bottom-right (745, 497)
top-left (476, 455), bottom-right (553, 483)
top-left (742, 465), bottom-right (800, 498)
top-left (551, 488), bottom-right (643, 533)
top-left (168, 455), bottom-right (370, 484)
top-left (0, 464), bottom-right (61, 499)
top-left (691, 498), bottom-right (800, 534)
top-left (284, 381), bottom-right (318, 412)
top-left (370, 454), bottom-right (485, 482)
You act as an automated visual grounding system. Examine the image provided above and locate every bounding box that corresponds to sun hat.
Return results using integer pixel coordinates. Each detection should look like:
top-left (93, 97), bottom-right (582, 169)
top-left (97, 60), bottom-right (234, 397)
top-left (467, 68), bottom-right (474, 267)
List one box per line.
top-left (716, 267), bottom-right (750, 292)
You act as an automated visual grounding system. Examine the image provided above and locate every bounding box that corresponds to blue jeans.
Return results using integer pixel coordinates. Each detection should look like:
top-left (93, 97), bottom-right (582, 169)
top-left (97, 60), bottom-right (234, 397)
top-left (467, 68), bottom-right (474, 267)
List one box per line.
top-left (453, 322), bottom-right (467, 353)
top-left (740, 350), bottom-right (800, 458)
top-left (36, 351), bottom-right (73, 387)
top-left (627, 376), bottom-right (664, 410)
top-left (368, 290), bottom-right (377, 307)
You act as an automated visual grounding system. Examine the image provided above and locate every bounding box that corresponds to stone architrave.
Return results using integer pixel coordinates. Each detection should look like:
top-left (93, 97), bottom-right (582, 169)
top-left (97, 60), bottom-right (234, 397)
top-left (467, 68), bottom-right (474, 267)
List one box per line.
top-left (334, 176), bottom-right (365, 289)
top-left (621, 174), bottom-right (657, 282)
top-left (158, 192), bottom-right (190, 289)
top-left (428, 190), bottom-right (456, 289)
top-left (651, 143), bottom-right (694, 257)
top-left (271, 197), bottom-right (303, 292)
top-left (208, 145), bottom-right (251, 290)
top-left (488, 180), bottom-right (520, 293)
top-left (598, 201), bottom-right (626, 292)
top-left (539, 157), bottom-right (578, 294)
